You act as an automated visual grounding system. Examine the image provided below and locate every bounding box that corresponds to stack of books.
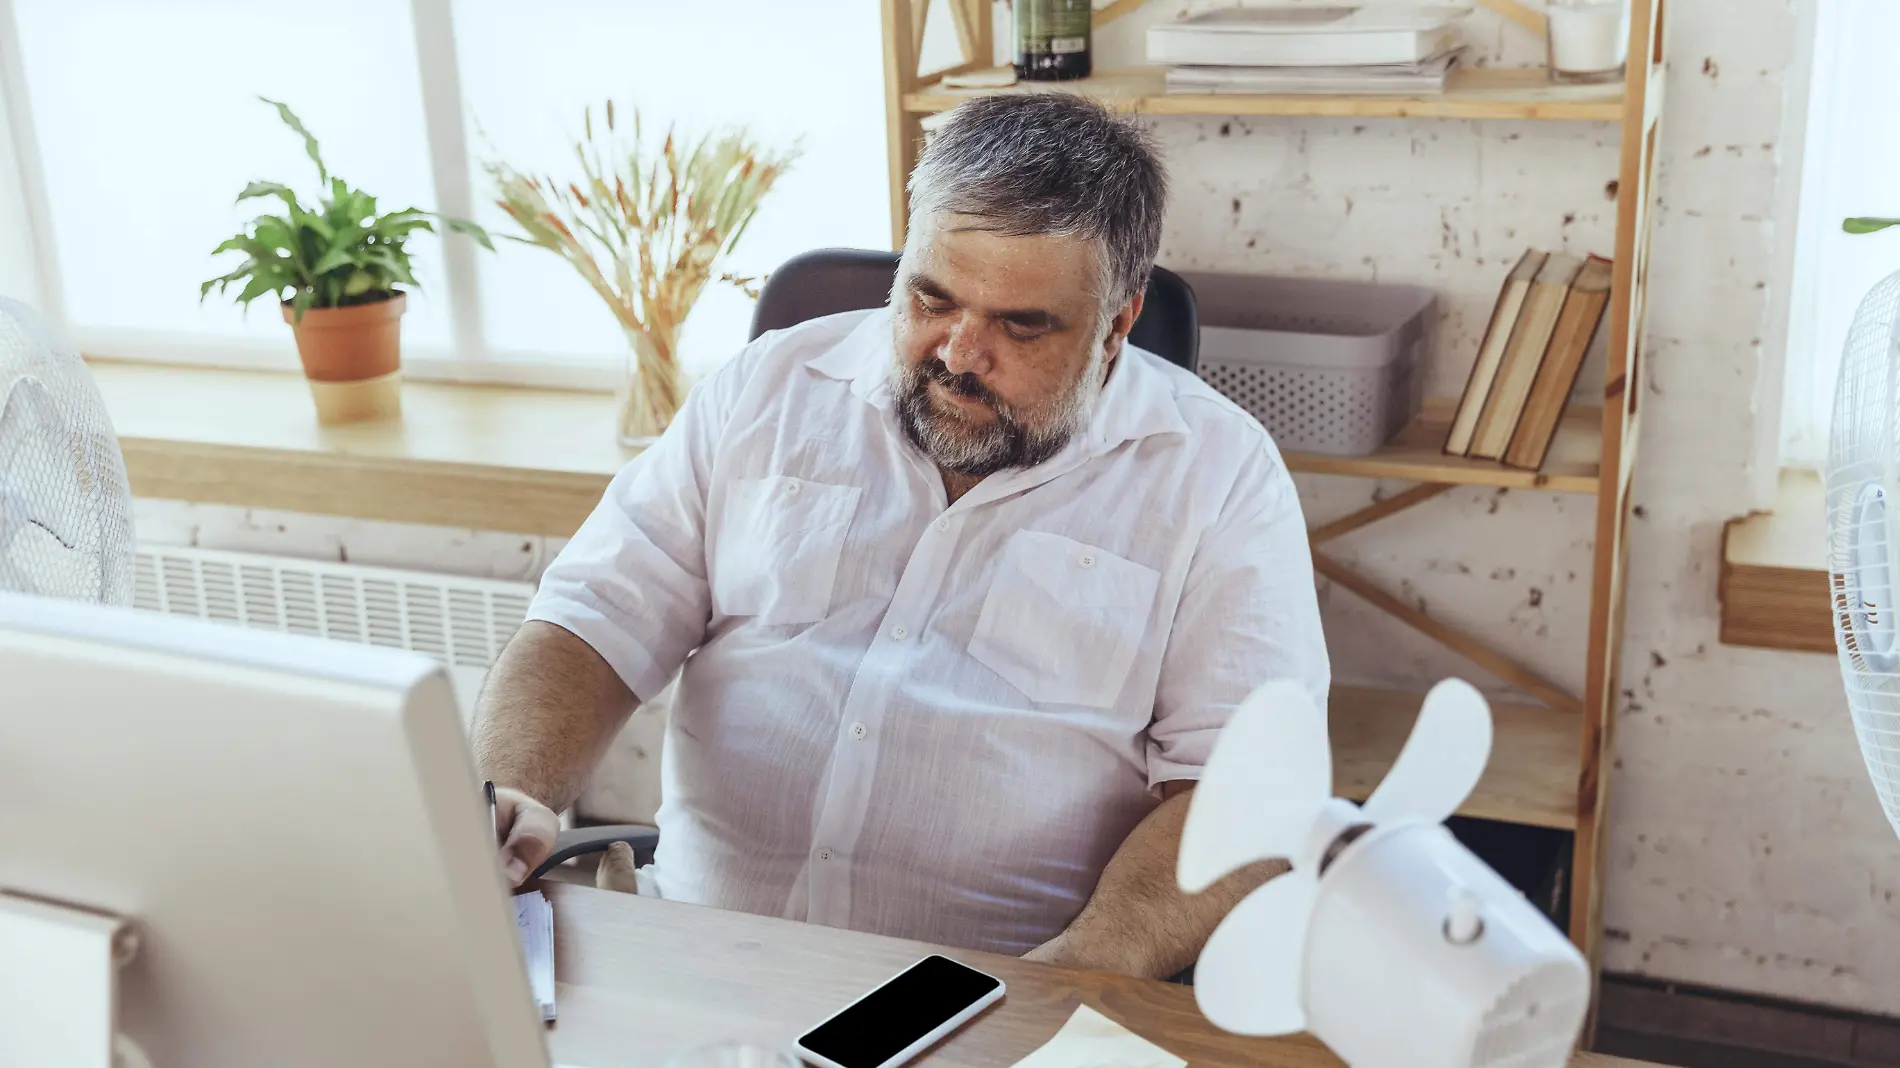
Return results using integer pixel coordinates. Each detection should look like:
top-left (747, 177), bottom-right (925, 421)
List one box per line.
top-left (1444, 249), bottom-right (1614, 470)
top-left (1149, 5), bottom-right (1470, 95)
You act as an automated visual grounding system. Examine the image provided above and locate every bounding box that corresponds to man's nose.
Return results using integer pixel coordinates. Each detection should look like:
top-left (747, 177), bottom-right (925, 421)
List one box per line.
top-left (939, 315), bottom-right (993, 377)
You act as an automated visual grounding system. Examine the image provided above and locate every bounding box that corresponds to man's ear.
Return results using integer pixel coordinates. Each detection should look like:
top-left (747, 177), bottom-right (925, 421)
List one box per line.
top-left (1105, 291), bottom-right (1145, 358)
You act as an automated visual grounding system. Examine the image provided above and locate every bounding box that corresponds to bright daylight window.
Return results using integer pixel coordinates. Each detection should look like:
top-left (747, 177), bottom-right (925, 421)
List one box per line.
top-left (1779, 0), bottom-right (1900, 468)
top-left (0, 0), bottom-right (891, 386)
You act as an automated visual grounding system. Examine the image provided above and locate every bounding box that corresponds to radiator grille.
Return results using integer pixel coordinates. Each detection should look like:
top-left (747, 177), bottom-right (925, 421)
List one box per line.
top-left (133, 545), bottom-right (533, 670)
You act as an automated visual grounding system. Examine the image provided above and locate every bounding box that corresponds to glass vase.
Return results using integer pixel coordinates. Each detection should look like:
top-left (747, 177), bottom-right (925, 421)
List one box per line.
top-left (617, 322), bottom-right (687, 447)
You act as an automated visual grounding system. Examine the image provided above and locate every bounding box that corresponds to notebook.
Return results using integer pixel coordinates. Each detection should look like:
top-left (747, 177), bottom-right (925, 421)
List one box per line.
top-left (1165, 48), bottom-right (1462, 94)
top-left (514, 890), bottom-right (556, 1022)
top-left (1148, 5), bottom-right (1469, 67)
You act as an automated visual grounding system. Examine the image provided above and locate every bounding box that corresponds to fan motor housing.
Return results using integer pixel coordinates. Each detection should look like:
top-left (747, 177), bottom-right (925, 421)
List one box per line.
top-left (1301, 821), bottom-right (1589, 1068)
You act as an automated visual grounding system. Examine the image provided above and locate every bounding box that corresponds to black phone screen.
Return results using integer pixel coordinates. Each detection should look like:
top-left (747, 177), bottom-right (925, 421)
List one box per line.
top-left (797, 955), bottom-right (1002, 1068)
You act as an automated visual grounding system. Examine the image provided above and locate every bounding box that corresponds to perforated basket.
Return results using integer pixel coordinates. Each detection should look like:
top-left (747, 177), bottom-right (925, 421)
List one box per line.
top-left (1184, 272), bottom-right (1434, 456)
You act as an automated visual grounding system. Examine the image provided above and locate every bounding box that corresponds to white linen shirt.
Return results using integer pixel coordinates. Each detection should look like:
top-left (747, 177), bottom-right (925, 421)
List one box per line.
top-left (528, 307), bottom-right (1328, 955)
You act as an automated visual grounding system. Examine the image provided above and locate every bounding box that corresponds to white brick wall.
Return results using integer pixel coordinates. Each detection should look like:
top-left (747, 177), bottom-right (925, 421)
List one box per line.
top-left (126, 0), bottom-right (1900, 1014)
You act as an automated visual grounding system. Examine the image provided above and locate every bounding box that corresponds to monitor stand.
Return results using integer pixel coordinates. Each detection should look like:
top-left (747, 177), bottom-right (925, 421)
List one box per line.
top-left (0, 891), bottom-right (146, 1068)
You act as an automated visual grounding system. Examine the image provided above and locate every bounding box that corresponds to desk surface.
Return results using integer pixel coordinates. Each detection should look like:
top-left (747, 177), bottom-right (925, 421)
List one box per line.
top-left (545, 883), bottom-right (1655, 1068)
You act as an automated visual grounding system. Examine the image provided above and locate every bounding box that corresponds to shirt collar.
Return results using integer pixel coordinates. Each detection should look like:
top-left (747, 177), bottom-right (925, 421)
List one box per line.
top-left (803, 305), bottom-right (1190, 453)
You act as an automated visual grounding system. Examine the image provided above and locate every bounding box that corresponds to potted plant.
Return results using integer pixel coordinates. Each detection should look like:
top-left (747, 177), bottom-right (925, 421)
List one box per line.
top-left (485, 101), bottom-right (795, 445)
top-left (202, 97), bottom-right (491, 424)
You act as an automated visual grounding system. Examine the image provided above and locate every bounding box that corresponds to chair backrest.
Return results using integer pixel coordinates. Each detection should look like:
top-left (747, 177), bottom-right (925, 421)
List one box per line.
top-left (748, 248), bottom-right (1199, 373)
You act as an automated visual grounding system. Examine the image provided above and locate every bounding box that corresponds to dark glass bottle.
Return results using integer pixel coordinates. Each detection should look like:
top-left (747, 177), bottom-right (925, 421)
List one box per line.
top-left (1014, 0), bottom-right (1092, 81)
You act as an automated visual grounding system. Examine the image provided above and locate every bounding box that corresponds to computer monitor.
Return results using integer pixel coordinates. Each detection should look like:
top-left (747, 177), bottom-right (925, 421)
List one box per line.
top-left (0, 591), bottom-right (550, 1068)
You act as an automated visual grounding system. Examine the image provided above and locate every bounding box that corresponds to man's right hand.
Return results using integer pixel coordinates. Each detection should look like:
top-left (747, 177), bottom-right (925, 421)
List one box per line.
top-left (494, 785), bottom-right (561, 887)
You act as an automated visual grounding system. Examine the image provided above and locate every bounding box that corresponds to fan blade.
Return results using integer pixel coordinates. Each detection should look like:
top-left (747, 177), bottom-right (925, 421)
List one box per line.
top-left (1361, 677), bottom-right (1493, 825)
top-left (1193, 870), bottom-right (1317, 1036)
top-left (1178, 679), bottom-right (1330, 893)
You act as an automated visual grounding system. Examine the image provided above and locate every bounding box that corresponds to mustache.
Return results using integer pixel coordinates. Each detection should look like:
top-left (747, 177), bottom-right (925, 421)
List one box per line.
top-left (919, 357), bottom-right (1000, 408)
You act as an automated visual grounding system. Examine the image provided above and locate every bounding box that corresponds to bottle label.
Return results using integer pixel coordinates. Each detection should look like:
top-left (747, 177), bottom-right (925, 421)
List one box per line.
top-left (1017, 0), bottom-right (1091, 56)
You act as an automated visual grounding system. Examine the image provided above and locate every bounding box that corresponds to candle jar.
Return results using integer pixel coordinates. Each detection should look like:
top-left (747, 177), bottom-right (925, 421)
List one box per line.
top-left (1546, 0), bottom-right (1627, 85)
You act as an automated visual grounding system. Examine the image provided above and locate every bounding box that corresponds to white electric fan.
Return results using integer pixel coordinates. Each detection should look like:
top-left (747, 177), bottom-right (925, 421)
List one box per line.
top-left (1825, 265), bottom-right (1900, 840)
top-left (0, 295), bottom-right (135, 605)
top-left (0, 297), bottom-right (140, 1067)
top-left (1178, 679), bottom-right (1590, 1068)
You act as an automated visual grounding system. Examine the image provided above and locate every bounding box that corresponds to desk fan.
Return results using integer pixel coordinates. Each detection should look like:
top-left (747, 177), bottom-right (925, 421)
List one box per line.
top-left (1824, 238), bottom-right (1900, 840)
top-left (1178, 679), bottom-right (1590, 1068)
top-left (0, 296), bottom-right (134, 605)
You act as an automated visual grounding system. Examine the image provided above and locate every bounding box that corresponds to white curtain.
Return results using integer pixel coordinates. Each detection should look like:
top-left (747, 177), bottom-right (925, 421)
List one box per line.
top-left (1780, 0), bottom-right (1900, 468)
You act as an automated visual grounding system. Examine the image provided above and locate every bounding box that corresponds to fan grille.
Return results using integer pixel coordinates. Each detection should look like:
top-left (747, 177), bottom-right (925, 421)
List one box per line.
top-left (1471, 960), bottom-right (1590, 1068)
top-left (1825, 268), bottom-right (1900, 838)
top-left (0, 297), bottom-right (135, 605)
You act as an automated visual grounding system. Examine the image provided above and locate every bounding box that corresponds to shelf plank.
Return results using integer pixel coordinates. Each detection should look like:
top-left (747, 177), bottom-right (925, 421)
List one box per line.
top-left (1332, 685), bottom-right (1580, 830)
top-left (1284, 397), bottom-right (1602, 493)
top-left (904, 65), bottom-right (1625, 122)
top-left (1719, 469), bottom-right (1833, 653)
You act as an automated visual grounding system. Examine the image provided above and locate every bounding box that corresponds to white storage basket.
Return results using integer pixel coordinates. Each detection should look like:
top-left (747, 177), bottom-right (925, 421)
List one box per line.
top-left (1185, 272), bottom-right (1435, 455)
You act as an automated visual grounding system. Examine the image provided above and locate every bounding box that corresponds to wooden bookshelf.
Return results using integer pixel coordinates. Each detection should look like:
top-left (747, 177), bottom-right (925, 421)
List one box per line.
top-left (1285, 398), bottom-right (1602, 493)
top-left (905, 65), bottom-right (1626, 122)
top-left (880, 0), bottom-right (1667, 1014)
top-left (1333, 686), bottom-right (1580, 830)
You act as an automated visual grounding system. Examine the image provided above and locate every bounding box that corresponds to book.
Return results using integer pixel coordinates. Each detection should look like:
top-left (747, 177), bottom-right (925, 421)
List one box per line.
top-left (1165, 48), bottom-right (1463, 95)
top-left (1469, 253), bottom-right (1583, 460)
top-left (1148, 5), bottom-right (1468, 68)
top-left (1445, 249), bottom-right (1545, 457)
top-left (1504, 255), bottom-right (1613, 470)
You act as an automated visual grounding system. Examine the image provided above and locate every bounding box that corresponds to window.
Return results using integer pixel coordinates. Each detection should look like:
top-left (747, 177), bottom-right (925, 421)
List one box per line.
top-left (0, 0), bottom-right (891, 387)
top-left (1779, 0), bottom-right (1900, 468)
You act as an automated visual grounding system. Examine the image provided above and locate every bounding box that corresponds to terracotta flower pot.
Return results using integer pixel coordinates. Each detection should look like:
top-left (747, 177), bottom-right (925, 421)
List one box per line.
top-left (282, 292), bottom-right (406, 424)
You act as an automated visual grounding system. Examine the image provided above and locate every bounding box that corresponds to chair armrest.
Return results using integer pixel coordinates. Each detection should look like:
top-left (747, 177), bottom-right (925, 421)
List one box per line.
top-left (532, 824), bottom-right (659, 880)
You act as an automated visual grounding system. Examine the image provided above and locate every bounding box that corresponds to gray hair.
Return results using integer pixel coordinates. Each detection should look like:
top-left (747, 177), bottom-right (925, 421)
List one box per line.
top-left (906, 94), bottom-right (1168, 311)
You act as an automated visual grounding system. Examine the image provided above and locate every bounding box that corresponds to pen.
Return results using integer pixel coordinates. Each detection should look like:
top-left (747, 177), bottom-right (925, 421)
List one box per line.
top-left (484, 779), bottom-right (501, 847)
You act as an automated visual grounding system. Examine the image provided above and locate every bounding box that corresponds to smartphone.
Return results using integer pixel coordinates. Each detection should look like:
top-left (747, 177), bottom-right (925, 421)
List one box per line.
top-left (794, 955), bottom-right (1005, 1068)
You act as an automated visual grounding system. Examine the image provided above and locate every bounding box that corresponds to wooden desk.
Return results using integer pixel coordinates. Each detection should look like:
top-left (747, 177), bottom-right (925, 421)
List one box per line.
top-left (544, 884), bottom-right (1655, 1068)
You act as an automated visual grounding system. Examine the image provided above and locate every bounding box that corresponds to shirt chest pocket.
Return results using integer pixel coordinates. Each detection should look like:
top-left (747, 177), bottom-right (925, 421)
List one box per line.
top-left (712, 475), bottom-right (863, 626)
top-left (969, 531), bottom-right (1161, 709)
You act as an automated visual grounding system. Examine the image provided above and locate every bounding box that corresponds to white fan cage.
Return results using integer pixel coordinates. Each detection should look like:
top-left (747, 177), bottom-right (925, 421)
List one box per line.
top-left (1826, 267), bottom-right (1900, 838)
top-left (0, 297), bottom-right (135, 605)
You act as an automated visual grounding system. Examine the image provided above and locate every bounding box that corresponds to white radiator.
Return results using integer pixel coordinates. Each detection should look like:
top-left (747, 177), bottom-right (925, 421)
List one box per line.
top-left (132, 545), bottom-right (534, 670)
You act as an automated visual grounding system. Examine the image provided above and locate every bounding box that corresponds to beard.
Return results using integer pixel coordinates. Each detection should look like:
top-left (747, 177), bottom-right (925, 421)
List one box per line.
top-left (893, 344), bottom-right (1106, 478)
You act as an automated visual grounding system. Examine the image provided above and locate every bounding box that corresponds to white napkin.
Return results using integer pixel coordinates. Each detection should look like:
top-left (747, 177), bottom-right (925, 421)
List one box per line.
top-left (512, 890), bottom-right (556, 1022)
top-left (1011, 1005), bottom-right (1186, 1068)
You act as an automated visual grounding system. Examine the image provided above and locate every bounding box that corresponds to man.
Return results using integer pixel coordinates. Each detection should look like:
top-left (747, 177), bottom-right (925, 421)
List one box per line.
top-left (476, 93), bottom-right (1328, 980)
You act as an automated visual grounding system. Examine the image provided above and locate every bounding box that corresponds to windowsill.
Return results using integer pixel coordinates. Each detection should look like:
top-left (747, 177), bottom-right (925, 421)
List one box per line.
top-left (92, 359), bottom-right (633, 536)
top-left (1719, 468), bottom-right (1831, 653)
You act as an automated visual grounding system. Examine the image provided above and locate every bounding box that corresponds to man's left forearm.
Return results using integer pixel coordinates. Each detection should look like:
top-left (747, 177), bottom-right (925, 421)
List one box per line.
top-left (1024, 783), bottom-right (1286, 979)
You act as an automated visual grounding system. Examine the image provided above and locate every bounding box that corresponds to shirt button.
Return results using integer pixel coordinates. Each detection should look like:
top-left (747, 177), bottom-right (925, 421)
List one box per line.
top-left (890, 624), bottom-right (909, 640)
top-left (849, 722), bottom-right (868, 740)
top-left (783, 481), bottom-right (800, 495)
top-left (1078, 553), bottom-right (1097, 569)
top-left (817, 848), bottom-right (833, 861)
top-left (936, 518), bottom-right (949, 532)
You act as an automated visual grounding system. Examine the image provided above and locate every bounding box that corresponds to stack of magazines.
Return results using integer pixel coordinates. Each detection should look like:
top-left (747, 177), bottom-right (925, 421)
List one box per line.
top-left (1149, 5), bottom-right (1471, 95)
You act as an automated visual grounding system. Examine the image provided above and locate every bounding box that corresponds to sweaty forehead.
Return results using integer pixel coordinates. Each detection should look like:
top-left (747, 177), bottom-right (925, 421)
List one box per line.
top-left (904, 215), bottom-right (1103, 314)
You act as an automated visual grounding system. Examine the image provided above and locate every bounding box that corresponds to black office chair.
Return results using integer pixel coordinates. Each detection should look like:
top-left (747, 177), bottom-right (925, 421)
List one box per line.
top-left (750, 247), bottom-right (1199, 372)
top-left (531, 249), bottom-right (1201, 880)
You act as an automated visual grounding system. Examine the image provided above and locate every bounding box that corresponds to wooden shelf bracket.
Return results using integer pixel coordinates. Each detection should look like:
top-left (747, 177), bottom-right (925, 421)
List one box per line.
top-left (1311, 485), bottom-right (1583, 716)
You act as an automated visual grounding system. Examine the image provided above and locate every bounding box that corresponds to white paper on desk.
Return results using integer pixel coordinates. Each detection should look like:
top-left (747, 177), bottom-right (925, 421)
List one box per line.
top-left (1011, 1005), bottom-right (1185, 1068)
top-left (513, 890), bottom-right (556, 1022)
